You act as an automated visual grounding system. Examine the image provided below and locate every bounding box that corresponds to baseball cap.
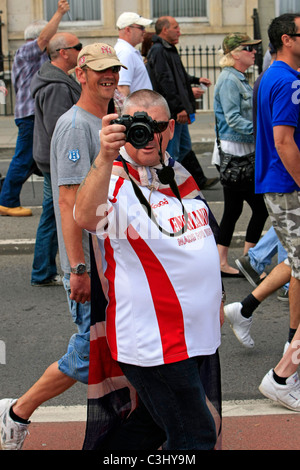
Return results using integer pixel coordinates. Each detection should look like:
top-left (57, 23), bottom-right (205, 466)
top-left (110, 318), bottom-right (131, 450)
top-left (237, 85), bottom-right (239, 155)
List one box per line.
top-left (223, 33), bottom-right (262, 54)
top-left (77, 43), bottom-right (127, 71)
top-left (116, 12), bottom-right (152, 29)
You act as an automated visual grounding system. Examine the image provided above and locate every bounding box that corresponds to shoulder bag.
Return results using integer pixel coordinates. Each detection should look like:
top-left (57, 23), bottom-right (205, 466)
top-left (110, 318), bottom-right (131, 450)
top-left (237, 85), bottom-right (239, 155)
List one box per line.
top-left (215, 117), bottom-right (255, 191)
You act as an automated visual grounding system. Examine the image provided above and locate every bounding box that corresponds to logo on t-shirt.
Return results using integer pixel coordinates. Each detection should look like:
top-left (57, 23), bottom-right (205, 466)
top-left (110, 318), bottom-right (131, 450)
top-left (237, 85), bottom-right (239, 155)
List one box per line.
top-left (68, 149), bottom-right (80, 162)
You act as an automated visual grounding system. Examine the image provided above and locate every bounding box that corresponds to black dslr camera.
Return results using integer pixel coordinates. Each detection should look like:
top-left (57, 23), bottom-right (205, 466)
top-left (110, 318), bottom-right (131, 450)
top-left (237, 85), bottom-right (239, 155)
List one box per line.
top-left (111, 111), bottom-right (160, 149)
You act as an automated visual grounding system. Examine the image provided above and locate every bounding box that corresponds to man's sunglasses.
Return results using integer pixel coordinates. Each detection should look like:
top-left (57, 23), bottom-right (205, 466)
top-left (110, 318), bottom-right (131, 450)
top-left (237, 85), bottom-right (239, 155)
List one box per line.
top-left (56, 43), bottom-right (83, 52)
top-left (242, 45), bottom-right (257, 52)
top-left (82, 65), bottom-right (121, 73)
top-left (153, 121), bottom-right (169, 133)
top-left (110, 66), bottom-right (121, 73)
top-left (129, 25), bottom-right (145, 31)
top-left (288, 34), bottom-right (300, 37)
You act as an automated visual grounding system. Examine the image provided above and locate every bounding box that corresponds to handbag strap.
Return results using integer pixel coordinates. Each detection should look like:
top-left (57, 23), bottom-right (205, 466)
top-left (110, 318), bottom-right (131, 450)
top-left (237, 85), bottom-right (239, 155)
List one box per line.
top-left (215, 115), bottom-right (222, 151)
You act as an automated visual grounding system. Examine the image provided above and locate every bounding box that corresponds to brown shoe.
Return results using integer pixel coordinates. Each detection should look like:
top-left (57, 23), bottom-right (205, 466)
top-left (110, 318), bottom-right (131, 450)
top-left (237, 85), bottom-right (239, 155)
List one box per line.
top-left (0, 205), bottom-right (32, 217)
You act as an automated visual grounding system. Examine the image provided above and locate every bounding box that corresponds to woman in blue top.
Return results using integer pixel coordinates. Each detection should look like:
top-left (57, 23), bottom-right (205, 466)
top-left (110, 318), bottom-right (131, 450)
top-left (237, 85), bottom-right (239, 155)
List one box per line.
top-left (212, 33), bottom-right (268, 276)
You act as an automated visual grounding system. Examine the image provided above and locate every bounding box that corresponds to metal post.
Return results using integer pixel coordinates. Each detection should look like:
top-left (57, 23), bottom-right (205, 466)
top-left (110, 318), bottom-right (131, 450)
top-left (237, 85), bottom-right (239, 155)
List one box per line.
top-left (252, 8), bottom-right (263, 74)
top-left (0, 11), bottom-right (4, 78)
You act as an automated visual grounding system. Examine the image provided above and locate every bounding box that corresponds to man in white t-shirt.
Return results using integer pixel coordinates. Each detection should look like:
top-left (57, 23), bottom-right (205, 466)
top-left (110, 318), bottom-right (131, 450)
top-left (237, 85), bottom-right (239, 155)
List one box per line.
top-left (114, 12), bottom-right (153, 97)
top-left (75, 89), bottom-right (224, 450)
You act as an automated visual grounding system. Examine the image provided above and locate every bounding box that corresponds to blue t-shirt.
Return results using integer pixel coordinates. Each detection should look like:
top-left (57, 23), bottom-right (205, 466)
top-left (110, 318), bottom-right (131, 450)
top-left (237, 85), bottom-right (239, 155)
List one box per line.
top-left (255, 61), bottom-right (300, 193)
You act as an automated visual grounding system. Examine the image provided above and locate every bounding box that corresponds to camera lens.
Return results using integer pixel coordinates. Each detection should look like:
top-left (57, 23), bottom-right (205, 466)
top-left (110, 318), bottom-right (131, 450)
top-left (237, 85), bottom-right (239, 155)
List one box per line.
top-left (127, 123), bottom-right (153, 149)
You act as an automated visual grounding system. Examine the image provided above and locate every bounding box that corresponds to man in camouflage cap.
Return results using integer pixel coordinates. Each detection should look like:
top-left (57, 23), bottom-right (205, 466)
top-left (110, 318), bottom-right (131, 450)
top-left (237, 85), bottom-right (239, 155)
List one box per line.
top-left (223, 32), bottom-right (261, 54)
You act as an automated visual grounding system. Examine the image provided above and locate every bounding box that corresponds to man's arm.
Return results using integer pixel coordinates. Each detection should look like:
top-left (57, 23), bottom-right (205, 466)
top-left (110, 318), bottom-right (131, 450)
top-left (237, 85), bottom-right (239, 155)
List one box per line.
top-left (59, 184), bottom-right (91, 303)
top-left (274, 125), bottom-right (300, 187)
top-left (37, 0), bottom-right (70, 52)
top-left (75, 113), bottom-right (126, 232)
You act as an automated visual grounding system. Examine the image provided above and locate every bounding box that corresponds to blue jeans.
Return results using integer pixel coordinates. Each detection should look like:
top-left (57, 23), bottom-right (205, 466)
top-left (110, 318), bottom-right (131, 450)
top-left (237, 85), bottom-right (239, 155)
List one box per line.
top-left (248, 226), bottom-right (289, 289)
top-left (31, 173), bottom-right (58, 284)
top-left (0, 116), bottom-right (35, 207)
top-left (167, 122), bottom-right (192, 162)
top-left (248, 226), bottom-right (287, 271)
top-left (110, 357), bottom-right (217, 450)
top-left (58, 274), bottom-right (90, 384)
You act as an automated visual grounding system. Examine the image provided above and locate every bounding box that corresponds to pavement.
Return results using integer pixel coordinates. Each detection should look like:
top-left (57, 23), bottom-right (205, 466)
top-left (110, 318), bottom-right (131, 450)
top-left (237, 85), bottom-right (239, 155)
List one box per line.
top-left (1, 113), bottom-right (300, 453)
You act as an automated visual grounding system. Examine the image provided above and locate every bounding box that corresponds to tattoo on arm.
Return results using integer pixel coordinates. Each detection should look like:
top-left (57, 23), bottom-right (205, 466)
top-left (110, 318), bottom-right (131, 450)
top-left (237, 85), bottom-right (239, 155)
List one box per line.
top-left (77, 161), bottom-right (98, 193)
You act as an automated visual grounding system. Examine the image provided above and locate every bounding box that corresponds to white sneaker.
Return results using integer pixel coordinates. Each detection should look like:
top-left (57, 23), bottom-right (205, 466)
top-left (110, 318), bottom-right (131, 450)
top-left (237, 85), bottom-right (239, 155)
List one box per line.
top-left (224, 302), bottom-right (254, 348)
top-left (31, 274), bottom-right (63, 287)
top-left (259, 369), bottom-right (300, 412)
top-left (0, 399), bottom-right (29, 450)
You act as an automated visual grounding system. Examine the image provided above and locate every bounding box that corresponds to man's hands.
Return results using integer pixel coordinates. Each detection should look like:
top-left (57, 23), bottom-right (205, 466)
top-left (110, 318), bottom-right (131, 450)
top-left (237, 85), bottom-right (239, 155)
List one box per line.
top-left (57, 0), bottom-right (70, 17)
top-left (177, 78), bottom-right (212, 124)
top-left (99, 113), bottom-right (127, 161)
top-left (199, 77), bottom-right (212, 87)
top-left (70, 272), bottom-right (91, 304)
top-left (176, 109), bottom-right (189, 124)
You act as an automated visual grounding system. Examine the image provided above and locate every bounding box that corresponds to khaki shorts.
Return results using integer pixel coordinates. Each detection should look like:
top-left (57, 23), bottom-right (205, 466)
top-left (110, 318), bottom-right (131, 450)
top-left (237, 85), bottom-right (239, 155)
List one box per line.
top-left (264, 191), bottom-right (300, 280)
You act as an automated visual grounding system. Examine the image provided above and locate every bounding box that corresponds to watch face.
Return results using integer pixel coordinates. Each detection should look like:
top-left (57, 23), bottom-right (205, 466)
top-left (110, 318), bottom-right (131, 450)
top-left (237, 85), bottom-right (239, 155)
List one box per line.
top-left (72, 263), bottom-right (86, 274)
top-left (77, 264), bottom-right (86, 274)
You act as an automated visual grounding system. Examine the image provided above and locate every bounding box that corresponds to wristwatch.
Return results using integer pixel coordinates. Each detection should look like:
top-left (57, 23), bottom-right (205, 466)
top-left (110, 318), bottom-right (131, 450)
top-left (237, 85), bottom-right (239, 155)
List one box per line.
top-left (70, 263), bottom-right (86, 275)
top-left (221, 291), bottom-right (226, 303)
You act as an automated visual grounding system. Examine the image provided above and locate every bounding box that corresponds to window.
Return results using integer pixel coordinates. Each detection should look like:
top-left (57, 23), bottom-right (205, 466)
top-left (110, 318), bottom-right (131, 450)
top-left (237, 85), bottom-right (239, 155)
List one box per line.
top-left (152, 0), bottom-right (207, 19)
top-left (44, 0), bottom-right (101, 22)
top-left (277, 0), bottom-right (300, 14)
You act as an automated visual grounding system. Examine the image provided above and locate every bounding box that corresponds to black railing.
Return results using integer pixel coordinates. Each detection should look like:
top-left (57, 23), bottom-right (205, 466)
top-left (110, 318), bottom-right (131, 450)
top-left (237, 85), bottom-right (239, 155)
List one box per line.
top-left (178, 44), bottom-right (260, 111)
top-left (0, 45), bottom-right (261, 116)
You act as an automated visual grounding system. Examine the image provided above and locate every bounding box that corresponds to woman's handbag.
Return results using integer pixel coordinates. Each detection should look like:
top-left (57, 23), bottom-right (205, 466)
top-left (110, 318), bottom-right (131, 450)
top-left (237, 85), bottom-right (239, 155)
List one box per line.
top-left (215, 117), bottom-right (255, 190)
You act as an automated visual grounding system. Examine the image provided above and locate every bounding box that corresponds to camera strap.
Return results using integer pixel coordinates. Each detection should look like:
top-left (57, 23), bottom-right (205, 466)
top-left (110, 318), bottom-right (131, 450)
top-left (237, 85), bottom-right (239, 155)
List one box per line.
top-left (119, 156), bottom-right (189, 238)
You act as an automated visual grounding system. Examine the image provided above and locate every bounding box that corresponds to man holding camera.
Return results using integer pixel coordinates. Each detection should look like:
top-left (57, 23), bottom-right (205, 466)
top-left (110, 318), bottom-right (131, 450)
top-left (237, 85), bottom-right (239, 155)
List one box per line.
top-left (74, 89), bottom-right (223, 450)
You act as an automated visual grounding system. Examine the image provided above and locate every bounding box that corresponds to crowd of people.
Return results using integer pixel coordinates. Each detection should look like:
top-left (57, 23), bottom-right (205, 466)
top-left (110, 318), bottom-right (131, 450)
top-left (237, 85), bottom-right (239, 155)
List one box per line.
top-left (0, 1), bottom-right (300, 451)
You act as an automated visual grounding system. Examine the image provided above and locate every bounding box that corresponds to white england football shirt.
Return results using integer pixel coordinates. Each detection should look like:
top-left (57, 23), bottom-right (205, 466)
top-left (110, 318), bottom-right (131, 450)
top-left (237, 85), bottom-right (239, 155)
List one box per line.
top-left (94, 175), bottom-right (221, 366)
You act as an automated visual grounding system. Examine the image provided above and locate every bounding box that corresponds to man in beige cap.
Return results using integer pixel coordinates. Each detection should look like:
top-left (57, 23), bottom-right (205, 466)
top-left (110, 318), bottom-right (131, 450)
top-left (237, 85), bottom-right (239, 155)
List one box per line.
top-left (0, 43), bottom-right (125, 450)
top-left (115, 11), bottom-right (153, 97)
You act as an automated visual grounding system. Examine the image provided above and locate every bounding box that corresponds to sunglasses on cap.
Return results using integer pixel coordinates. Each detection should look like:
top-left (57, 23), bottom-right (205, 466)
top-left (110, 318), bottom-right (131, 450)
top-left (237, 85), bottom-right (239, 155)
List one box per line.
top-left (56, 43), bottom-right (83, 52)
top-left (242, 45), bottom-right (257, 52)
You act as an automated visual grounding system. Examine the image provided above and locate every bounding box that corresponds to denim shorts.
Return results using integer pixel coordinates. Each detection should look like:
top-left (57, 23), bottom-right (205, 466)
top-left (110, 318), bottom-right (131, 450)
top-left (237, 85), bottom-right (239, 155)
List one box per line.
top-left (58, 274), bottom-right (90, 384)
top-left (264, 192), bottom-right (300, 279)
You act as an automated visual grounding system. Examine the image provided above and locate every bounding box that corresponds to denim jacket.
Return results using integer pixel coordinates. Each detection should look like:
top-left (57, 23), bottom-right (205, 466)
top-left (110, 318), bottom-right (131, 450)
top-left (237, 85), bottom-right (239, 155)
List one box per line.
top-left (214, 67), bottom-right (254, 144)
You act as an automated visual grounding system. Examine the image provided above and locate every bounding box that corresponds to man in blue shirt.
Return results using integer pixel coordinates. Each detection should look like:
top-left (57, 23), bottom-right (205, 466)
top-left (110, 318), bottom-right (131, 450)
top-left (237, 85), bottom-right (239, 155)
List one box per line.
top-left (256, 13), bottom-right (300, 412)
